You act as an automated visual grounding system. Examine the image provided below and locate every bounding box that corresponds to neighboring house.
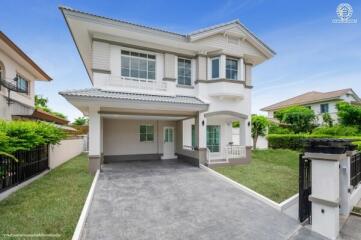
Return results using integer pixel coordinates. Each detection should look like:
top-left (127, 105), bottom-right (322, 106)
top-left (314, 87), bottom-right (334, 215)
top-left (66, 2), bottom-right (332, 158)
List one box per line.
top-left (261, 88), bottom-right (361, 124)
top-left (59, 6), bottom-right (274, 173)
top-left (0, 31), bottom-right (52, 120)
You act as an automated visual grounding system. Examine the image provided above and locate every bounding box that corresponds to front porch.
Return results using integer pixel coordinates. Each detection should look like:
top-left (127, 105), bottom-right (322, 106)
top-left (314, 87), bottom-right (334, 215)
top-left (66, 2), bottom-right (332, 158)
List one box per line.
top-left (88, 110), bottom-right (251, 173)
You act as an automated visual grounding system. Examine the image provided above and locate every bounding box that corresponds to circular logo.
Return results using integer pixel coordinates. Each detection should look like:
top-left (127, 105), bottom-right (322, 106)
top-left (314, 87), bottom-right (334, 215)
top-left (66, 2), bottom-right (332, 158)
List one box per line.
top-left (336, 3), bottom-right (353, 21)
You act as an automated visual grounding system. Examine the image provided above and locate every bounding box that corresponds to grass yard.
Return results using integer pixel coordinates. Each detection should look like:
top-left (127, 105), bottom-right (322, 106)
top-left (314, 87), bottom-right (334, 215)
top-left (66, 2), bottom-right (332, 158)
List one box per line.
top-left (0, 153), bottom-right (93, 240)
top-left (215, 149), bottom-right (299, 203)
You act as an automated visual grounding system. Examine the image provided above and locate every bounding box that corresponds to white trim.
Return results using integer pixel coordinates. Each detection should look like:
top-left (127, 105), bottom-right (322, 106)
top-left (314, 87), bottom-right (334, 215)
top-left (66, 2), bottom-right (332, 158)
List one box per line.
top-left (72, 170), bottom-right (100, 240)
top-left (200, 164), bottom-right (281, 210)
top-left (0, 170), bottom-right (49, 202)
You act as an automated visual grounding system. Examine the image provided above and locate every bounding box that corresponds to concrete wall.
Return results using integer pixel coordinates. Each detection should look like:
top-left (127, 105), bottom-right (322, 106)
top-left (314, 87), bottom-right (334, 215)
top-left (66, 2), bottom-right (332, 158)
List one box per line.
top-left (103, 118), bottom-right (176, 156)
top-left (49, 138), bottom-right (85, 169)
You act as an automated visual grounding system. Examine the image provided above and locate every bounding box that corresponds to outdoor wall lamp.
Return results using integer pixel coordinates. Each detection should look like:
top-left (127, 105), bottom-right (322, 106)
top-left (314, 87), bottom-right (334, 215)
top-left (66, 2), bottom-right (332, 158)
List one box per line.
top-left (202, 120), bottom-right (205, 126)
top-left (248, 121), bottom-right (250, 126)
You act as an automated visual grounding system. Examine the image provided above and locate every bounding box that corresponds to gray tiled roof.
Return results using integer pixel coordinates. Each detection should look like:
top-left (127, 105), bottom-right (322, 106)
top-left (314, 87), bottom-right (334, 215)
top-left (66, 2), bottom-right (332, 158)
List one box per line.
top-left (59, 88), bottom-right (207, 105)
top-left (59, 6), bottom-right (275, 55)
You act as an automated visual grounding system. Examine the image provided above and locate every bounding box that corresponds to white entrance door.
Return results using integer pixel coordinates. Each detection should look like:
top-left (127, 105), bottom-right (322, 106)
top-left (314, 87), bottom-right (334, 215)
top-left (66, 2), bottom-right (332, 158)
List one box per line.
top-left (162, 127), bottom-right (177, 160)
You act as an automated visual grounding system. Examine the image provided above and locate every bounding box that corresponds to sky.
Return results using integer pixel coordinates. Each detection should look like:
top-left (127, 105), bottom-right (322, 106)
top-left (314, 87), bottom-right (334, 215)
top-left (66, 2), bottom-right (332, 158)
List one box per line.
top-left (0, 0), bottom-right (360, 121)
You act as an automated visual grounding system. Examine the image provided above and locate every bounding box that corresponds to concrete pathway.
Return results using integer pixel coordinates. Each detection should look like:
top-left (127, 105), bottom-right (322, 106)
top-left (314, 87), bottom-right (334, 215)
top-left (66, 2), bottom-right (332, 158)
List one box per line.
top-left (81, 160), bottom-right (325, 240)
top-left (338, 215), bottom-right (361, 240)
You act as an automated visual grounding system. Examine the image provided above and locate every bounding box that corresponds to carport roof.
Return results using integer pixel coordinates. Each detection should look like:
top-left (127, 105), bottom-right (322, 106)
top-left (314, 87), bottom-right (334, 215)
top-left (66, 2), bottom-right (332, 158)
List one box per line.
top-left (59, 88), bottom-right (207, 106)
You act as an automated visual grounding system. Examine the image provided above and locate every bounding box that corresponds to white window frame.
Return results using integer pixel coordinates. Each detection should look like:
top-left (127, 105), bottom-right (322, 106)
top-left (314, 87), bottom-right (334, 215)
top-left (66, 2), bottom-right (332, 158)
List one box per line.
top-left (177, 57), bottom-right (192, 86)
top-left (320, 103), bottom-right (329, 113)
top-left (16, 74), bottom-right (29, 94)
top-left (211, 57), bottom-right (220, 79)
top-left (121, 49), bottom-right (156, 82)
top-left (139, 124), bottom-right (154, 143)
top-left (226, 57), bottom-right (238, 80)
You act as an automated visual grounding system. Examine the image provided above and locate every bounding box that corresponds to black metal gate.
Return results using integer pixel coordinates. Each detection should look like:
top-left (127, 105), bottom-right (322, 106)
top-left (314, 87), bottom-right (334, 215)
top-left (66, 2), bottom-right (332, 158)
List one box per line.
top-left (299, 154), bottom-right (312, 223)
top-left (350, 152), bottom-right (361, 188)
top-left (0, 145), bottom-right (49, 193)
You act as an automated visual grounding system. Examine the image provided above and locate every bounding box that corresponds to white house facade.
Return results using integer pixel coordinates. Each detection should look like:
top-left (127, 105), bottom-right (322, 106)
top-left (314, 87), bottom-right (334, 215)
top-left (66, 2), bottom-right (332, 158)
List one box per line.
top-left (0, 32), bottom-right (51, 120)
top-left (261, 89), bottom-right (361, 125)
top-left (59, 7), bottom-right (275, 174)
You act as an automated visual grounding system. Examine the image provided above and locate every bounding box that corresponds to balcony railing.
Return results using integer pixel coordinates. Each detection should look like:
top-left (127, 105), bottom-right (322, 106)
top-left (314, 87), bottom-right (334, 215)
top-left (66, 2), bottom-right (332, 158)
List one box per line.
top-left (109, 76), bottom-right (167, 92)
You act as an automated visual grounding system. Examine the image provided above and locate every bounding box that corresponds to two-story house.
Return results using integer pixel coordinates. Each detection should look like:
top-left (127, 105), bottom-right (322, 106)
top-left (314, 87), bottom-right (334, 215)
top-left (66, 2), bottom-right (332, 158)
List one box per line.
top-left (261, 88), bottom-right (361, 125)
top-left (0, 31), bottom-right (52, 120)
top-left (59, 7), bottom-right (275, 174)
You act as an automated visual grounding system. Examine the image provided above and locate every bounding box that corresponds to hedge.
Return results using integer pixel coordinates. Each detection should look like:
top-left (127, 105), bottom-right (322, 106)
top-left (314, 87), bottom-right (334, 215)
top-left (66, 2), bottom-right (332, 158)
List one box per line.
top-left (0, 120), bottom-right (66, 153)
top-left (267, 134), bottom-right (361, 151)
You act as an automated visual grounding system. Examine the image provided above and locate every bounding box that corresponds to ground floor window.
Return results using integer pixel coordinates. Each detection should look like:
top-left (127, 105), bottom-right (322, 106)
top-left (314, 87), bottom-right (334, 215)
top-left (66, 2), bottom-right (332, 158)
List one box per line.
top-left (207, 125), bottom-right (220, 152)
top-left (139, 125), bottom-right (154, 142)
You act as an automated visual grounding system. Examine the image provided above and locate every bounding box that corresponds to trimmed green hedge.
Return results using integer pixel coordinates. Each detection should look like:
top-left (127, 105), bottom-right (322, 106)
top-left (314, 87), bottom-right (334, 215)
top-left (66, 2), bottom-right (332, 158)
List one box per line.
top-left (267, 134), bottom-right (361, 151)
top-left (0, 120), bottom-right (66, 153)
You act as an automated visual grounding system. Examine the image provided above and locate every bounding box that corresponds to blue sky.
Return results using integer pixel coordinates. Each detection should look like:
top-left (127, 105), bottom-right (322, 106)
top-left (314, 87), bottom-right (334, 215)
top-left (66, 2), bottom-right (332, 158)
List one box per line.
top-left (1, 0), bottom-right (360, 121)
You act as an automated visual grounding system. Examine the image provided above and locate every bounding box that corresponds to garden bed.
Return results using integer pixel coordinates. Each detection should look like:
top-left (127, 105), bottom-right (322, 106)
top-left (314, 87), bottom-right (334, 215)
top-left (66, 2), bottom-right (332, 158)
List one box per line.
top-left (0, 153), bottom-right (92, 240)
top-left (214, 149), bottom-right (299, 203)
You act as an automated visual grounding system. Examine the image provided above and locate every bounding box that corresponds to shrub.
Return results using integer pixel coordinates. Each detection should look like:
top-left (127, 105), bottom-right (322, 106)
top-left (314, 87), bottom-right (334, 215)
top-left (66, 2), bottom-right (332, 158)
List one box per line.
top-left (267, 134), bottom-right (361, 151)
top-left (336, 102), bottom-right (361, 130)
top-left (0, 120), bottom-right (66, 153)
top-left (322, 112), bottom-right (333, 127)
top-left (312, 125), bottom-right (360, 136)
top-left (274, 106), bottom-right (316, 133)
top-left (268, 122), bottom-right (293, 134)
top-left (251, 115), bottom-right (269, 149)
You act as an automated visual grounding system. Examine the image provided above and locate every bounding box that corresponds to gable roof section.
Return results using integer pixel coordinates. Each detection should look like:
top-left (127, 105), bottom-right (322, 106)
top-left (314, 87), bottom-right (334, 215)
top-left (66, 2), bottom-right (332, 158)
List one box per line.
top-left (59, 88), bottom-right (208, 106)
top-left (0, 31), bottom-right (52, 81)
top-left (261, 88), bottom-right (360, 111)
top-left (59, 6), bottom-right (275, 56)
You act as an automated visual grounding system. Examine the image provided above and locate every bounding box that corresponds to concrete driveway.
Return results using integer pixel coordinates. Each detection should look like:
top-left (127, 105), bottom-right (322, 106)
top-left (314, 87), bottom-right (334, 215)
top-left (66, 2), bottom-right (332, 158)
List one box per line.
top-left (81, 160), bottom-right (325, 240)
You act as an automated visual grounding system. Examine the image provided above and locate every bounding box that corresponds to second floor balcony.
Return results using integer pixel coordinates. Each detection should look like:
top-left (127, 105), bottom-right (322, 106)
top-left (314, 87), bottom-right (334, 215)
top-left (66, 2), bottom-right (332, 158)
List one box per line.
top-left (104, 75), bottom-right (168, 93)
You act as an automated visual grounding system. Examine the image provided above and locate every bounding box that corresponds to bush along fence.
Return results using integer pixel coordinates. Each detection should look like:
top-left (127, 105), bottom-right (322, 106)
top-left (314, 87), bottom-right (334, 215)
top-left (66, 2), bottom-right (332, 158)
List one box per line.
top-left (0, 145), bottom-right (49, 193)
top-left (267, 134), bottom-right (361, 151)
top-left (0, 120), bottom-right (65, 193)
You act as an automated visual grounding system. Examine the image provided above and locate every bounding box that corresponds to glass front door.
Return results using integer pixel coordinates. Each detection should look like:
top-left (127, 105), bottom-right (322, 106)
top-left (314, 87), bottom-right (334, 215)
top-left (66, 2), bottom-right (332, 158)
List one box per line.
top-left (207, 125), bottom-right (220, 152)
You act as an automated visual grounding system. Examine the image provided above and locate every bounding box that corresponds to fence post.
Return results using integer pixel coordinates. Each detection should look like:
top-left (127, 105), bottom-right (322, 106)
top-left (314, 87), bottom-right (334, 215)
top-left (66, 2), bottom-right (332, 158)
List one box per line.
top-left (304, 139), bottom-right (352, 240)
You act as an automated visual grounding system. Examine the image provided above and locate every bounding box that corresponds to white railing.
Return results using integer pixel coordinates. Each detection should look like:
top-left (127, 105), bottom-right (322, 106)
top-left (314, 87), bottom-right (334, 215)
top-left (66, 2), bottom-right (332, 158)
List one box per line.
top-left (207, 145), bottom-right (246, 164)
top-left (183, 145), bottom-right (195, 151)
top-left (225, 145), bottom-right (246, 161)
top-left (109, 76), bottom-right (167, 92)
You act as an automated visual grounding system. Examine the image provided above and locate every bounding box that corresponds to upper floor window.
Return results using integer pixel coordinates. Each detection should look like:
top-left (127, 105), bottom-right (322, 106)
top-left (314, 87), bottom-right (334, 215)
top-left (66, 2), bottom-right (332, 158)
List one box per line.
top-left (320, 103), bottom-right (329, 113)
top-left (16, 74), bottom-right (29, 94)
top-left (121, 50), bottom-right (156, 80)
top-left (178, 58), bottom-right (191, 85)
top-left (211, 57), bottom-right (220, 79)
top-left (226, 58), bottom-right (238, 80)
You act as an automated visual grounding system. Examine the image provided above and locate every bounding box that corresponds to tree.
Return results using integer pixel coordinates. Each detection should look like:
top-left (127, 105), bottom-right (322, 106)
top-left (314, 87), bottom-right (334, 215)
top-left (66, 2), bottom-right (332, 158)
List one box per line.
top-left (274, 106), bottom-right (316, 133)
top-left (251, 115), bottom-right (269, 149)
top-left (336, 102), bottom-right (361, 130)
top-left (322, 112), bottom-right (333, 127)
top-left (73, 116), bottom-right (88, 126)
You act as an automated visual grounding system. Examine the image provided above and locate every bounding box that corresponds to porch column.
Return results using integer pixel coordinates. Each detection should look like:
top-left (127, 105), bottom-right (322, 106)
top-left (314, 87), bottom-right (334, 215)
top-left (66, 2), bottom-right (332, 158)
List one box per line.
top-left (88, 106), bottom-right (101, 175)
top-left (239, 119), bottom-right (246, 146)
top-left (195, 112), bottom-right (207, 165)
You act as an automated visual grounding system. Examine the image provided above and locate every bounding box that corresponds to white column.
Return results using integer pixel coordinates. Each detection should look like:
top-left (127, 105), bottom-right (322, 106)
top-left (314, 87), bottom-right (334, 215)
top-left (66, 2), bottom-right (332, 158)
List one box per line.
top-left (306, 152), bottom-right (343, 240)
top-left (239, 58), bottom-right (245, 81)
top-left (88, 107), bottom-right (101, 156)
top-left (219, 54), bottom-right (226, 79)
top-left (339, 151), bottom-right (354, 215)
top-left (195, 112), bottom-right (207, 149)
top-left (239, 119), bottom-right (246, 146)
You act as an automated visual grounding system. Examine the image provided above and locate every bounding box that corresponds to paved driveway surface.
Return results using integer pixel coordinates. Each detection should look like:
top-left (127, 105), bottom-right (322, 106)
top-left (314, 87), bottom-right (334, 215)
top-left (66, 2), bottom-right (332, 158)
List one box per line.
top-left (81, 160), bottom-right (325, 240)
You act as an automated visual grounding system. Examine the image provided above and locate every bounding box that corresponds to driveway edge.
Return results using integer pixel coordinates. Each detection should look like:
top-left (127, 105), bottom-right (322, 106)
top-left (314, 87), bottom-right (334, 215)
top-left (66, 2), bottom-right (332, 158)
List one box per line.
top-left (72, 169), bottom-right (100, 240)
top-left (200, 164), bottom-right (282, 210)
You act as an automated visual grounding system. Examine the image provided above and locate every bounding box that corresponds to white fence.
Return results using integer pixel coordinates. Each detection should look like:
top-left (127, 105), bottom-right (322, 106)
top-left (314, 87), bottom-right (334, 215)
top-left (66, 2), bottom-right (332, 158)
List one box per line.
top-left (49, 137), bottom-right (86, 169)
top-left (232, 128), bottom-right (268, 149)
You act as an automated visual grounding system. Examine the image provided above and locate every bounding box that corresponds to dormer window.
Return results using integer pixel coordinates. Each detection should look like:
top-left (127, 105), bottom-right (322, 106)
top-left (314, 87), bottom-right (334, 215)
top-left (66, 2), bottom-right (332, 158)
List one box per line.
top-left (121, 50), bottom-right (156, 80)
top-left (177, 58), bottom-right (191, 86)
top-left (211, 57), bottom-right (220, 79)
top-left (226, 58), bottom-right (238, 80)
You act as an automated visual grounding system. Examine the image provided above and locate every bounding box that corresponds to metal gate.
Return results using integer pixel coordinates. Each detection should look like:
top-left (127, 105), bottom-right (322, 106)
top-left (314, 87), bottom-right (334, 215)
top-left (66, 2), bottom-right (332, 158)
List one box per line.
top-left (299, 154), bottom-right (312, 223)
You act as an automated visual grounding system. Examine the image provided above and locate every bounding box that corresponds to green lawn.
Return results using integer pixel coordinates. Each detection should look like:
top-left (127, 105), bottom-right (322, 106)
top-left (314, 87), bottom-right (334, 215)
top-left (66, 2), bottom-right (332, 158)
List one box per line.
top-left (214, 149), bottom-right (299, 203)
top-left (0, 153), bottom-right (93, 240)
